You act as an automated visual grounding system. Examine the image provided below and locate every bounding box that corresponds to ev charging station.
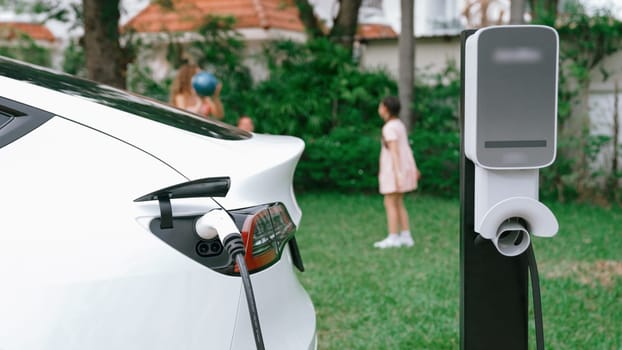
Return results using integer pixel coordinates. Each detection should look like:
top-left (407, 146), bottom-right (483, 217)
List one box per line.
top-left (460, 26), bottom-right (559, 349)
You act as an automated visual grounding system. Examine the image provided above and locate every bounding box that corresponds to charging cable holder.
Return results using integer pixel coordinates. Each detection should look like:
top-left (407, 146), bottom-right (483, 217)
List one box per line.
top-left (474, 167), bottom-right (558, 256)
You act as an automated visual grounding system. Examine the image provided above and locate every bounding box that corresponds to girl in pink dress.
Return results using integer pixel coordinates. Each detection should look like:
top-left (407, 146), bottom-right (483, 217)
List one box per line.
top-left (374, 96), bottom-right (420, 248)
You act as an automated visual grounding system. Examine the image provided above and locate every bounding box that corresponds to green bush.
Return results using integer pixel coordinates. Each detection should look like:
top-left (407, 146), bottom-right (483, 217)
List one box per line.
top-left (536, 3), bottom-right (622, 203)
top-left (242, 39), bottom-right (463, 197)
top-left (62, 39), bottom-right (86, 77)
top-left (297, 127), bottom-right (380, 192)
top-left (243, 38), bottom-right (398, 192)
top-left (412, 64), bottom-right (461, 197)
top-left (248, 38), bottom-right (394, 137)
top-left (126, 63), bottom-right (172, 103)
top-left (0, 34), bottom-right (51, 67)
top-left (126, 31), bottom-right (463, 197)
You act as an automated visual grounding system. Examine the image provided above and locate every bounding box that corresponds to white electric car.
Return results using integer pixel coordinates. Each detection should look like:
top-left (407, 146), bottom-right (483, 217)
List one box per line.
top-left (0, 56), bottom-right (316, 350)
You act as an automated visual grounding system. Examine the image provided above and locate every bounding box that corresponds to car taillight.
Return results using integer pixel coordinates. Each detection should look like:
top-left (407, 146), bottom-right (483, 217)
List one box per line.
top-left (229, 203), bottom-right (296, 274)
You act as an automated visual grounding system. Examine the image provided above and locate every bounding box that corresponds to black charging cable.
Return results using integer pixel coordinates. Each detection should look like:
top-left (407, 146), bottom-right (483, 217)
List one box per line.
top-left (207, 198), bottom-right (266, 350)
top-left (221, 232), bottom-right (265, 350)
top-left (236, 253), bottom-right (265, 350)
top-left (473, 233), bottom-right (546, 349)
top-left (526, 243), bottom-right (545, 350)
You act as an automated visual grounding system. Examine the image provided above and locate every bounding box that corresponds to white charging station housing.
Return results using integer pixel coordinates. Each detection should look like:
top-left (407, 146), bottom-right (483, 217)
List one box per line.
top-left (465, 25), bottom-right (559, 170)
top-left (464, 25), bottom-right (560, 256)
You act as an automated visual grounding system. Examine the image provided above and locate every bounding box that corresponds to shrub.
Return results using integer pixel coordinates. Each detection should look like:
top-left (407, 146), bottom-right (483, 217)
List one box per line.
top-left (244, 38), bottom-right (397, 192)
top-left (0, 34), bottom-right (51, 67)
top-left (62, 39), bottom-right (87, 77)
top-left (126, 64), bottom-right (172, 103)
top-left (126, 34), bottom-right (463, 197)
top-left (124, 22), bottom-right (465, 197)
top-left (412, 63), bottom-right (461, 197)
top-left (242, 38), bottom-right (463, 197)
top-left (249, 38), bottom-right (394, 136)
top-left (297, 127), bottom-right (380, 192)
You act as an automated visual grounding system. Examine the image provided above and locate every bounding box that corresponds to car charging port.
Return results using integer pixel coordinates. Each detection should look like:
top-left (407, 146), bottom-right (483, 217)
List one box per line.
top-left (195, 239), bottom-right (223, 258)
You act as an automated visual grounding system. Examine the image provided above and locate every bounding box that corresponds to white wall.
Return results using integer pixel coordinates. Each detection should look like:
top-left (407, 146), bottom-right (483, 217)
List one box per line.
top-left (360, 36), bottom-right (461, 78)
top-left (589, 91), bottom-right (621, 175)
top-left (588, 50), bottom-right (622, 172)
top-left (131, 29), bottom-right (307, 83)
top-left (358, 39), bottom-right (398, 75)
top-left (590, 50), bottom-right (622, 93)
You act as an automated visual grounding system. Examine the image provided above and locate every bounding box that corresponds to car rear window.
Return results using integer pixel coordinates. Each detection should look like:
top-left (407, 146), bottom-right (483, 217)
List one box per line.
top-left (0, 57), bottom-right (250, 140)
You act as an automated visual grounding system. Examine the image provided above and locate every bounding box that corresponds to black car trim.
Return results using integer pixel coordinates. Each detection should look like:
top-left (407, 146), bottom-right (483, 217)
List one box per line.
top-left (0, 96), bottom-right (54, 150)
top-left (288, 237), bottom-right (305, 272)
top-left (134, 177), bottom-right (231, 230)
top-left (134, 177), bottom-right (231, 202)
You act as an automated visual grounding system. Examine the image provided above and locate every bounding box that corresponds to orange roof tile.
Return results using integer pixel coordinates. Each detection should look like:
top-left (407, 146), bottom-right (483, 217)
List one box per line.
top-left (356, 23), bottom-right (397, 40)
top-left (124, 0), bottom-right (305, 33)
top-left (0, 22), bottom-right (55, 42)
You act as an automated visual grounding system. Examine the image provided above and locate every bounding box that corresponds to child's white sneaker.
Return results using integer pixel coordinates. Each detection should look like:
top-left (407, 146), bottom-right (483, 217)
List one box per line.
top-left (399, 232), bottom-right (415, 247)
top-left (373, 234), bottom-right (402, 248)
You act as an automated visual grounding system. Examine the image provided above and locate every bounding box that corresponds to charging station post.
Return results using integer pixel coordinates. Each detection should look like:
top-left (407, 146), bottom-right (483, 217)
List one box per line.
top-left (460, 25), bottom-right (560, 350)
top-left (460, 30), bottom-right (529, 348)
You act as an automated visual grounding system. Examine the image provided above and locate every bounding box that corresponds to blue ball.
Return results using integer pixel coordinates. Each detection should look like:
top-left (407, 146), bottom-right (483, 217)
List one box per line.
top-left (192, 71), bottom-right (218, 96)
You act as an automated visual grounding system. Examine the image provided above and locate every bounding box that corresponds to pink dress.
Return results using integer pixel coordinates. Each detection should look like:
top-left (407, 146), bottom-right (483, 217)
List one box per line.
top-left (379, 119), bottom-right (418, 194)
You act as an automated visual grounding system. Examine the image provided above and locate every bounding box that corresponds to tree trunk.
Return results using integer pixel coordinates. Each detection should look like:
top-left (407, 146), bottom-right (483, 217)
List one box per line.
top-left (294, 0), bottom-right (324, 38)
top-left (398, 0), bottom-right (415, 130)
top-left (83, 0), bottom-right (125, 88)
top-left (510, 0), bottom-right (526, 24)
top-left (330, 0), bottom-right (363, 51)
top-left (611, 80), bottom-right (620, 201)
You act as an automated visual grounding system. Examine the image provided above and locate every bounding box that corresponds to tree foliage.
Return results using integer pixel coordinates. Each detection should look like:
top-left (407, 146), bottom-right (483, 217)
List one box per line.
top-left (527, 0), bottom-right (559, 24)
top-left (243, 38), bottom-right (395, 192)
top-left (0, 34), bottom-right (51, 66)
top-left (537, 2), bottom-right (622, 203)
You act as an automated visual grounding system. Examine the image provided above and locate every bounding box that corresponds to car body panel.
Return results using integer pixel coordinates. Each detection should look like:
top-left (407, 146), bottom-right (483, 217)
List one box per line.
top-left (231, 248), bottom-right (317, 350)
top-left (0, 116), bottom-right (240, 349)
top-left (0, 57), bottom-right (316, 349)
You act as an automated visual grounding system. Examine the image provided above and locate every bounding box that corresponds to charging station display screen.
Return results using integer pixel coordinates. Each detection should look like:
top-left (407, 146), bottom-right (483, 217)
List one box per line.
top-left (476, 26), bottom-right (557, 168)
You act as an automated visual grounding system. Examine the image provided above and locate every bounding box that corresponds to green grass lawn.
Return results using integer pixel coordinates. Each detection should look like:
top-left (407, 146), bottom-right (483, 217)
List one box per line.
top-left (293, 192), bottom-right (622, 350)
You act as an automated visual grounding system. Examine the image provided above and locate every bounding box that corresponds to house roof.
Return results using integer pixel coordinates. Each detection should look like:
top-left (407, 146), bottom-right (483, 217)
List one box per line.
top-left (356, 23), bottom-right (397, 40)
top-left (0, 22), bottom-right (55, 42)
top-left (123, 0), bottom-right (305, 33)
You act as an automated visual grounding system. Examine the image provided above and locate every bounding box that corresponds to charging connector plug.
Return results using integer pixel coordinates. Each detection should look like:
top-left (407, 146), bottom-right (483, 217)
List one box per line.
top-left (195, 208), bottom-right (265, 350)
top-left (221, 233), bottom-right (245, 260)
top-left (195, 208), bottom-right (246, 259)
